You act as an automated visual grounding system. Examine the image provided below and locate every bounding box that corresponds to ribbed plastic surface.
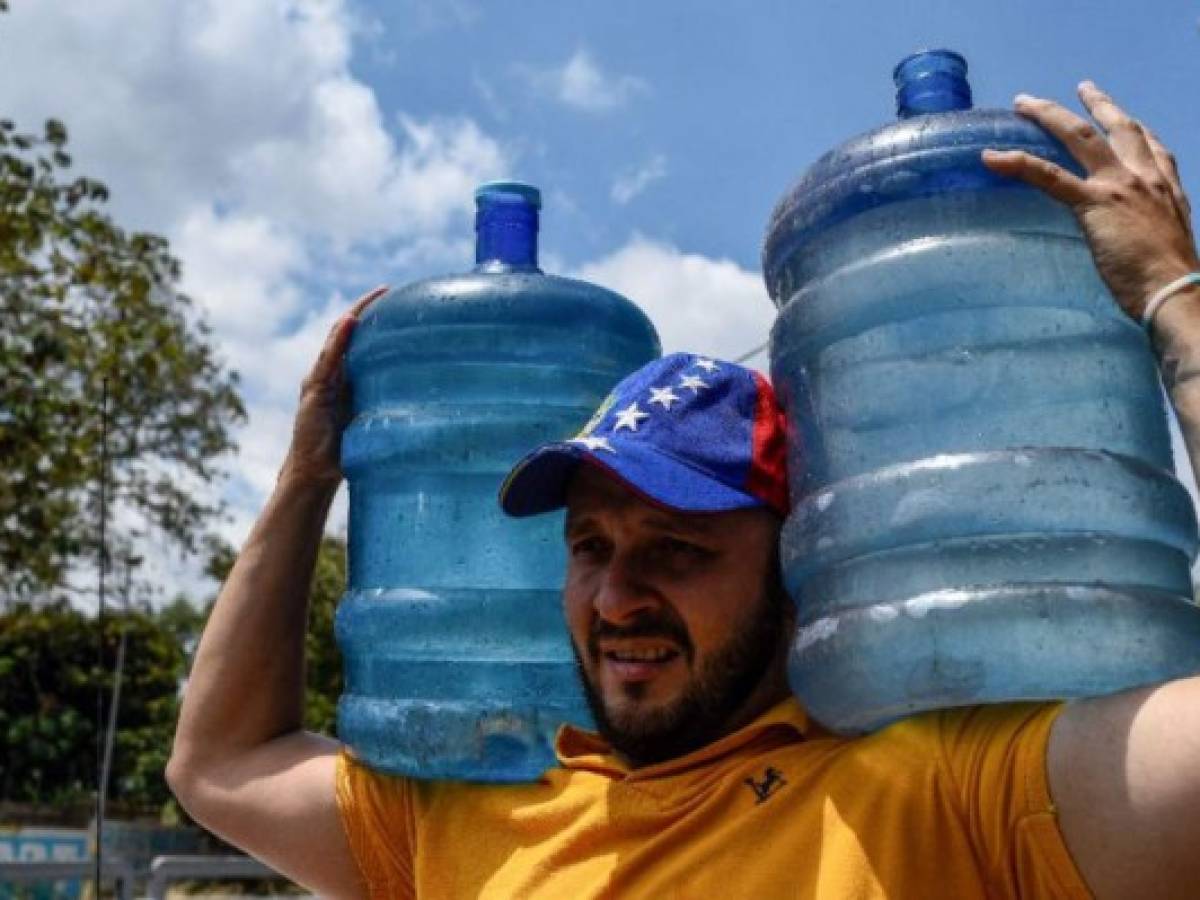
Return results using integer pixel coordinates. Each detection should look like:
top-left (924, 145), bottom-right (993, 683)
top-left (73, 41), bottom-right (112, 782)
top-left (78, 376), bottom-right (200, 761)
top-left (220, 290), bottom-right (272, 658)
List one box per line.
top-left (764, 52), bottom-right (1200, 734)
top-left (337, 185), bottom-right (661, 780)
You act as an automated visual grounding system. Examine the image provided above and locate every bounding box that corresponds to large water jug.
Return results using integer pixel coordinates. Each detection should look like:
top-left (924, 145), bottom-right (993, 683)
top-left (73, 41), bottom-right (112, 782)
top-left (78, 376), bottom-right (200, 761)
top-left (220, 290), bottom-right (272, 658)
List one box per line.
top-left (337, 181), bottom-right (661, 780)
top-left (764, 50), bottom-right (1200, 734)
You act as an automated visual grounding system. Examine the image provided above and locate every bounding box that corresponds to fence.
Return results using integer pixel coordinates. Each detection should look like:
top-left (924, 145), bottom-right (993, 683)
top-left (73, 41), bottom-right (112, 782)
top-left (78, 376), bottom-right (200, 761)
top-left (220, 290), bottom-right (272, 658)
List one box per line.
top-left (0, 859), bottom-right (134, 899)
top-left (0, 854), bottom-right (303, 899)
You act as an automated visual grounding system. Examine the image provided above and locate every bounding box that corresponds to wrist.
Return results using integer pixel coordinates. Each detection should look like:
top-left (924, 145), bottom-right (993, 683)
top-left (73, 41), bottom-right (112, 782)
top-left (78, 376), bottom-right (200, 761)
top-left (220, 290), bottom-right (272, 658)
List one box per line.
top-left (1149, 283), bottom-right (1200, 360)
top-left (276, 459), bottom-right (342, 499)
top-left (1141, 270), bottom-right (1200, 325)
top-left (1123, 254), bottom-right (1200, 318)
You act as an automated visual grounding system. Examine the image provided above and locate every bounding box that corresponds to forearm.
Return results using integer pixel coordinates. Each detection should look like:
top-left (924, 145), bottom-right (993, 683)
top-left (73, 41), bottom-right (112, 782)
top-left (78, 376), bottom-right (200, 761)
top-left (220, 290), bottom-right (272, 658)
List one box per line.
top-left (171, 471), bottom-right (338, 769)
top-left (1151, 285), bottom-right (1200, 483)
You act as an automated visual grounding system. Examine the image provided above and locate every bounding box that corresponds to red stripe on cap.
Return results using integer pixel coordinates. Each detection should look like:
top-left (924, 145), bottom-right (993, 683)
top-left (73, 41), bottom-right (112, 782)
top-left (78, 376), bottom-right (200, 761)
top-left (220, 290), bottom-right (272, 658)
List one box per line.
top-left (746, 372), bottom-right (790, 515)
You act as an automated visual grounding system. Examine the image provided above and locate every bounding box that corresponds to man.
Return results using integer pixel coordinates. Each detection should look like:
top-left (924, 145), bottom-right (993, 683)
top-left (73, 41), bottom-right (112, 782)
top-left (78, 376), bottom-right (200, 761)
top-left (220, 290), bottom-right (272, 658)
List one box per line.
top-left (168, 84), bottom-right (1200, 898)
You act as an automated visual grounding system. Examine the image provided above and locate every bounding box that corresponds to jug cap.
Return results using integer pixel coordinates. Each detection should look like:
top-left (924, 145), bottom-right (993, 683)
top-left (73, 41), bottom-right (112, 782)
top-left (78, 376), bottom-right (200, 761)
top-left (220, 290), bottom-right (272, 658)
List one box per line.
top-left (475, 180), bottom-right (543, 208)
top-left (475, 180), bottom-right (541, 270)
top-left (893, 49), bottom-right (972, 118)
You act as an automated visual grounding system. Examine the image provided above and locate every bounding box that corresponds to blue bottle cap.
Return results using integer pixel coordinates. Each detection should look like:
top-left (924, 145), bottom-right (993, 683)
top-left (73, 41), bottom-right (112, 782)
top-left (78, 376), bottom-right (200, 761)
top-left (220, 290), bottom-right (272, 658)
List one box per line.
top-left (475, 181), bottom-right (542, 208)
top-left (474, 180), bottom-right (541, 270)
top-left (893, 49), bottom-right (973, 119)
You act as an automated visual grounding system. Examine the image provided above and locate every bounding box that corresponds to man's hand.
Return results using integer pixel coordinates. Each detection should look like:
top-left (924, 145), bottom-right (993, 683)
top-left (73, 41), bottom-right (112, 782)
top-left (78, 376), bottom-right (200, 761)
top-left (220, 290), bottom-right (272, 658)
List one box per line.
top-left (982, 82), bottom-right (1199, 321)
top-left (280, 285), bottom-right (389, 487)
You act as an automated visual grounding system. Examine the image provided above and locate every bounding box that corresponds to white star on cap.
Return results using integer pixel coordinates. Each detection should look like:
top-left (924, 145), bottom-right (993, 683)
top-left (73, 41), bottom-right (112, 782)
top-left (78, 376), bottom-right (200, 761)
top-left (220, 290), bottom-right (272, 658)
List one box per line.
top-left (679, 374), bottom-right (708, 393)
top-left (570, 435), bottom-right (615, 453)
top-left (613, 401), bottom-right (650, 432)
top-left (693, 358), bottom-right (719, 372)
top-left (648, 386), bottom-right (680, 410)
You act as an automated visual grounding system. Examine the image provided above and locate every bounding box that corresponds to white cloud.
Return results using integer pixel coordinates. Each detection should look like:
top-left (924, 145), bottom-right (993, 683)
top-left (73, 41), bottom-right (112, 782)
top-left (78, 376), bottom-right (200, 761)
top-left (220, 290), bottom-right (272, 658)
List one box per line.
top-left (174, 209), bottom-right (306, 342)
top-left (0, 1), bottom-right (508, 243)
top-left (523, 49), bottom-right (647, 113)
top-left (0, 0), bottom-right (514, 602)
top-left (572, 236), bottom-right (774, 369)
top-left (611, 154), bottom-right (668, 205)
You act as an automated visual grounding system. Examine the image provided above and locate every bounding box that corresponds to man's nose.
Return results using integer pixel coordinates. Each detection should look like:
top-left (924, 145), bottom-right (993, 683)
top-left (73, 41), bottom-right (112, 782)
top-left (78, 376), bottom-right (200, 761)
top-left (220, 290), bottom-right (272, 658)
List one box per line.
top-left (593, 552), bottom-right (658, 624)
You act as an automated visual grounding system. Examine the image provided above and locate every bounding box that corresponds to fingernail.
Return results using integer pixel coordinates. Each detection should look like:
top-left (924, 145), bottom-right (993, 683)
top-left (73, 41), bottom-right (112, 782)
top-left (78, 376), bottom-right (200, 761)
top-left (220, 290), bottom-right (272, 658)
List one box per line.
top-left (1013, 93), bottom-right (1033, 107)
top-left (1079, 80), bottom-right (1095, 92)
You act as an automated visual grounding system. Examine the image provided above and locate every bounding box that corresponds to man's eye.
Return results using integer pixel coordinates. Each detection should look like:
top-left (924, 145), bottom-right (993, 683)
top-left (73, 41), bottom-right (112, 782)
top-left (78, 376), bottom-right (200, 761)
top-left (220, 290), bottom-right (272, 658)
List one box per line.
top-left (660, 538), bottom-right (711, 561)
top-left (570, 537), bottom-right (608, 558)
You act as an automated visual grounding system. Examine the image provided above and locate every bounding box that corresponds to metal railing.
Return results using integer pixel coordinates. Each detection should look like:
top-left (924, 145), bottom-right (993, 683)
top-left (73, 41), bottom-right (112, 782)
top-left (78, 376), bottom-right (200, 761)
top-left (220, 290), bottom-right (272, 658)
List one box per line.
top-left (0, 857), bottom-right (135, 899)
top-left (0, 853), bottom-right (307, 899)
top-left (145, 854), bottom-right (287, 899)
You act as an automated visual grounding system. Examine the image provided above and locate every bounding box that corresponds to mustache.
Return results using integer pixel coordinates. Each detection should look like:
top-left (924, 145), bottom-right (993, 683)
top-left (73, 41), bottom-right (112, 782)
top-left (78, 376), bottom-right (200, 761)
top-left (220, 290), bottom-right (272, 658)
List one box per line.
top-left (587, 613), bottom-right (694, 662)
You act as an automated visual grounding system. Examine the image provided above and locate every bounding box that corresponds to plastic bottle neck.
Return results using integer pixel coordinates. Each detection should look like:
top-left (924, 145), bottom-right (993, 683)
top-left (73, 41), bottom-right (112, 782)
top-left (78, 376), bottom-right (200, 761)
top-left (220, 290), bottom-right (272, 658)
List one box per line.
top-left (474, 182), bottom-right (541, 272)
top-left (893, 49), bottom-right (973, 119)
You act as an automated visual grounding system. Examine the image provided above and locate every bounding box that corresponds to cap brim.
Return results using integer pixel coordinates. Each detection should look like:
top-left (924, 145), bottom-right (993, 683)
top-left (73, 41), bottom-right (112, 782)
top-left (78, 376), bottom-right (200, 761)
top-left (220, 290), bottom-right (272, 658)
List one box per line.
top-left (499, 438), bottom-right (769, 518)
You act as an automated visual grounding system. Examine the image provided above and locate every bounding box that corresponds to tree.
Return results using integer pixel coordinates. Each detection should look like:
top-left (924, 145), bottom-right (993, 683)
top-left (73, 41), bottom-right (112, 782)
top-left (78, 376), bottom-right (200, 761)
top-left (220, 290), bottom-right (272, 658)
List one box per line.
top-left (0, 600), bottom-right (185, 814)
top-left (0, 538), bottom-right (347, 819)
top-left (304, 535), bottom-right (348, 735)
top-left (0, 116), bottom-right (245, 604)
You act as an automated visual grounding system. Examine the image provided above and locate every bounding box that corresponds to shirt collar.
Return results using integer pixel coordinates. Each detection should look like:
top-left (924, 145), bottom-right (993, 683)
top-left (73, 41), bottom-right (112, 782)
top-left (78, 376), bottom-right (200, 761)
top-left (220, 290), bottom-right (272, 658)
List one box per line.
top-left (554, 697), bottom-right (812, 780)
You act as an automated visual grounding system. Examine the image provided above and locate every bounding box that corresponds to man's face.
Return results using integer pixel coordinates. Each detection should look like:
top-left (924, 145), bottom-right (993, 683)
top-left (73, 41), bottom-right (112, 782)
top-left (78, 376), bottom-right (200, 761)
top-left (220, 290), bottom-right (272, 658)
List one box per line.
top-left (563, 465), bottom-right (792, 766)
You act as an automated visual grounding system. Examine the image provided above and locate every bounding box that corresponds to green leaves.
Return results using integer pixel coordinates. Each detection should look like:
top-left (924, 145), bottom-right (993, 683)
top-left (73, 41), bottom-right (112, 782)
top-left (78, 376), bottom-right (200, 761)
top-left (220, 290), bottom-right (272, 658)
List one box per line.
top-left (0, 542), bottom-right (347, 815)
top-left (0, 600), bottom-right (186, 812)
top-left (0, 118), bottom-right (245, 603)
top-left (305, 536), bottom-right (347, 735)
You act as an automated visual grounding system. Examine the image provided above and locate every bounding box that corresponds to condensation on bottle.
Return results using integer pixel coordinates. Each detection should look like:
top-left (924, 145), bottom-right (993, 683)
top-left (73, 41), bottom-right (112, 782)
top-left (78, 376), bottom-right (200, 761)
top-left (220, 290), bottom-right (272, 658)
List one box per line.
top-left (337, 181), bottom-right (661, 780)
top-left (763, 50), bottom-right (1200, 734)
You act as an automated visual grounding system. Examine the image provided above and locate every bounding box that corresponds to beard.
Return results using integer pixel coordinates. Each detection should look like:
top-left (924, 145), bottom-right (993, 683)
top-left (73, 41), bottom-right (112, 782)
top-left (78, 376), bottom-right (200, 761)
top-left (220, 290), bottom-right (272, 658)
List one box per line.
top-left (572, 573), bottom-right (791, 767)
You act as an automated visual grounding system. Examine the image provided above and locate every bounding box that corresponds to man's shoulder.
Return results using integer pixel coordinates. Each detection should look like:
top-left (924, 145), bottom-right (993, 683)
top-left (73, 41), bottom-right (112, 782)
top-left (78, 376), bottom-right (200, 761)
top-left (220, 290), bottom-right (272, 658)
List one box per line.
top-left (809, 701), bottom-right (1064, 767)
top-left (340, 747), bottom-right (574, 809)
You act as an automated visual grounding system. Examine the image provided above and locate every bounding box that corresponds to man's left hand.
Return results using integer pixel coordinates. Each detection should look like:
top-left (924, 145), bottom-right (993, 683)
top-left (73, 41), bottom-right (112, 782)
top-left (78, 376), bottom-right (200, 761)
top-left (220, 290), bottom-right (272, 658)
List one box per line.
top-left (982, 82), bottom-right (1199, 321)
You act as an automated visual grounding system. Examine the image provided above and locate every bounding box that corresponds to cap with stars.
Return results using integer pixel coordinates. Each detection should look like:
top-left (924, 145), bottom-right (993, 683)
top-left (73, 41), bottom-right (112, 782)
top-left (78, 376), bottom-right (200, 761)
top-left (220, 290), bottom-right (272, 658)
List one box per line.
top-left (499, 352), bottom-right (789, 517)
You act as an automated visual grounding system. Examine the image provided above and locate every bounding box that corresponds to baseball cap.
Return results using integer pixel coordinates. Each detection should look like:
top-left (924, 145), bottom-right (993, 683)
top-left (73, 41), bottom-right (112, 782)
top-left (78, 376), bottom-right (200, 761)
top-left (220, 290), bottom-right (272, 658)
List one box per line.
top-left (499, 352), bottom-right (790, 517)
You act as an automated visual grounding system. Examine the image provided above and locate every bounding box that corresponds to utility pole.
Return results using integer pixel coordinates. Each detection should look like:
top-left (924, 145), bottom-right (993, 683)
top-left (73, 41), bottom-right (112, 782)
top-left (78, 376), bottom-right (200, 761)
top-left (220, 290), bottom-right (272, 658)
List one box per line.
top-left (98, 553), bottom-right (141, 824)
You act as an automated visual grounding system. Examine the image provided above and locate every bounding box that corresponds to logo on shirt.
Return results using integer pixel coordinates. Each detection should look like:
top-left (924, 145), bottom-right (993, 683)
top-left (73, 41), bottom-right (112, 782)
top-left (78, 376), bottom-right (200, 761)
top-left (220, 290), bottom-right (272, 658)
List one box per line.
top-left (744, 766), bottom-right (787, 804)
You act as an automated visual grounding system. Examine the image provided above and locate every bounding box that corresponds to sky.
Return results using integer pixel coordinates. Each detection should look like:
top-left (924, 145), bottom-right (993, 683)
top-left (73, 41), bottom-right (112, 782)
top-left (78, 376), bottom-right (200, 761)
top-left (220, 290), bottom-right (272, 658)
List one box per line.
top-left (1, 0), bottom-right (1198, 603)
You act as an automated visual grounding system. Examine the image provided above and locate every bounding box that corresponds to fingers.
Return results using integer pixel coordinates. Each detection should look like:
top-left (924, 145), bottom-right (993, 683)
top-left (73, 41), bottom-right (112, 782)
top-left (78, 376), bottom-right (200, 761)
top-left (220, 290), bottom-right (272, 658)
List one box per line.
top-left (306, 285), bottom-right (390, 389)
top-left (1143, 126), bottom-right (1194, 241)
top-left (1142, 127), bottom-right (1184, 188)
top-left (1076, 81), bottom-right (1158, 174)
top-left (982, 149), bottom-right (1091, 205)
top-left (348, 284), bottom-right (389, 320)
top-left (1013, 93), bottom-right (1119, 174)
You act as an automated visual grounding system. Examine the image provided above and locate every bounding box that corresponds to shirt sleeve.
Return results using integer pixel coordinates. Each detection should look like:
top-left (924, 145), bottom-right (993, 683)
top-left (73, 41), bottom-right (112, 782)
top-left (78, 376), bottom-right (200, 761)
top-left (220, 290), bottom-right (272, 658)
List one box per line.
top-left (335, 748), bottom-right (418, 899)
top-left (935, 702), bottom-right (1094, 900)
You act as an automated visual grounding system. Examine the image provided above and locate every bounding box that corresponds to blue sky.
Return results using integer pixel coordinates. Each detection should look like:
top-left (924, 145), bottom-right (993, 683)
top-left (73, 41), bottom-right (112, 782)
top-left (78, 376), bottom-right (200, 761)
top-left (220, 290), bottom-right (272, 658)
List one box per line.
top-left (1, 0), bottom-right (1197, 600)
top-left (352, 0), bottom-right (1200, 269)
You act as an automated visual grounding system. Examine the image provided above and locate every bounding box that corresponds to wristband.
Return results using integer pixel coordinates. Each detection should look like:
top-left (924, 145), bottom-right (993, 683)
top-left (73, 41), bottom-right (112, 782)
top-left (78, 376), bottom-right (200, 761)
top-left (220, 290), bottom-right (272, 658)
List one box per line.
top-left (1140, 272), bottom-right (1200, 330)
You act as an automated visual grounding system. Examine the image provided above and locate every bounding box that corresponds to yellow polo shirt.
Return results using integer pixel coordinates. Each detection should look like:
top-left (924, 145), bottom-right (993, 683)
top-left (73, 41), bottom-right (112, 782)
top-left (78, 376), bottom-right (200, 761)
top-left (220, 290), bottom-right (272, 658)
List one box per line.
top-left (336, 699), bottom-right (1092, 898)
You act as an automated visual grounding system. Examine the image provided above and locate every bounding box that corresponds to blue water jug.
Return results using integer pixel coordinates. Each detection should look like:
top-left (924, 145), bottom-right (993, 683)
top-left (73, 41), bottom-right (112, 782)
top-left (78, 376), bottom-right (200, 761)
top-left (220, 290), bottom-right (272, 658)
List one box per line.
top-left (337, 181), bottom-right (661, 780)
top-left (764, 50), bottom-right (1200, 734)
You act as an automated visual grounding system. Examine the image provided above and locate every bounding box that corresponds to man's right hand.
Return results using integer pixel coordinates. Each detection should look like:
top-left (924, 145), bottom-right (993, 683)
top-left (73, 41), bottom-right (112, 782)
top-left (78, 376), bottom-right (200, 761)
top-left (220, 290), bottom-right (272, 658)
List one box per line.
top-left (281, 285), bottom-right (389, 488)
